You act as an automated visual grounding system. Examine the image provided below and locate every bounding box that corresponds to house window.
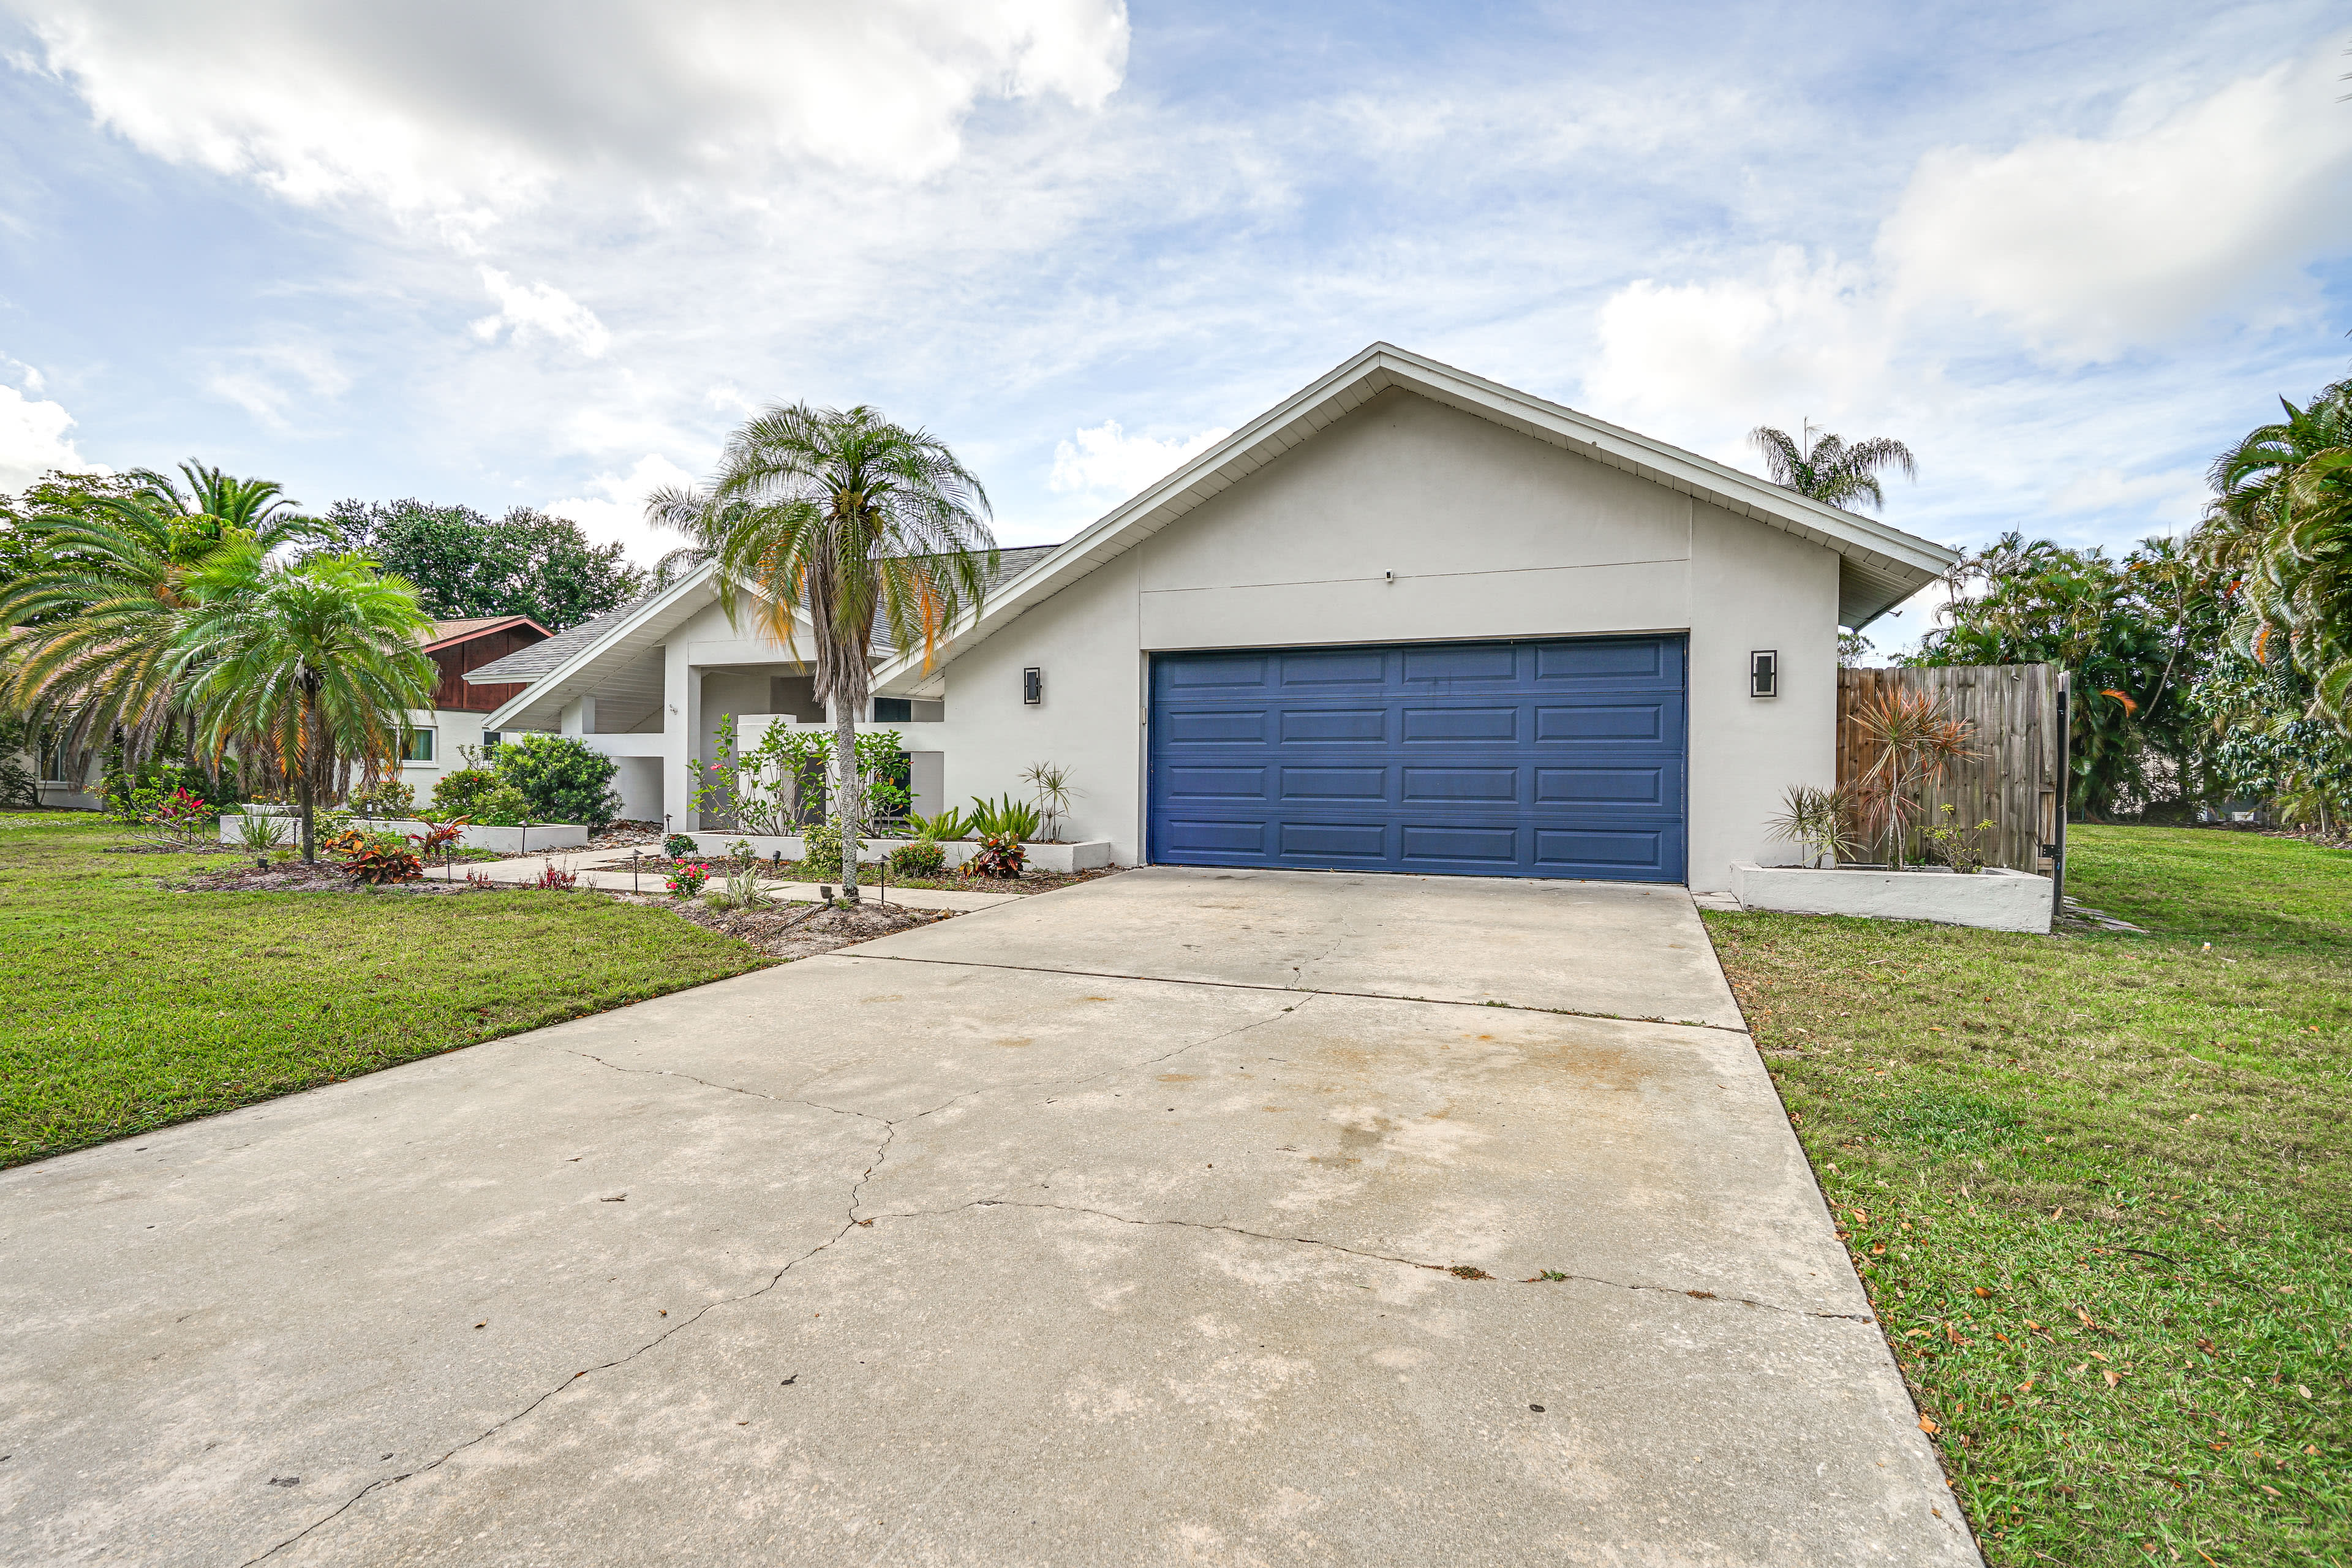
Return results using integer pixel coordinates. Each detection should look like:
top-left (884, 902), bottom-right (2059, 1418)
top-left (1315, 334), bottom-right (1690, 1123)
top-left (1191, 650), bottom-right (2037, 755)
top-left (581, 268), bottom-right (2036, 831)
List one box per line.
top-left (403, 728), bottom-right (437, 764)
top-left (873, 698), bottom-right (911, 722)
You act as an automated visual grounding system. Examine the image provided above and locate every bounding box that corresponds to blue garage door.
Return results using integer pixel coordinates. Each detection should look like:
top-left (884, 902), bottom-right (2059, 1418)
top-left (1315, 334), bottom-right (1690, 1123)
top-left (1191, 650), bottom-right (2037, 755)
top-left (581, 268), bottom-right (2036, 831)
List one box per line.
top-left (1148, 636), bottom-right (1686, 882)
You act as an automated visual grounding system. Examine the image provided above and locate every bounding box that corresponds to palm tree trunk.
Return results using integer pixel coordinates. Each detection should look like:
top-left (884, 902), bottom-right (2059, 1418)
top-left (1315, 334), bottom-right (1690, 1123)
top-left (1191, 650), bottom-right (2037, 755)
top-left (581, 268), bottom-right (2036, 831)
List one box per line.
top-left (832, 695), bottom-right (860, 901)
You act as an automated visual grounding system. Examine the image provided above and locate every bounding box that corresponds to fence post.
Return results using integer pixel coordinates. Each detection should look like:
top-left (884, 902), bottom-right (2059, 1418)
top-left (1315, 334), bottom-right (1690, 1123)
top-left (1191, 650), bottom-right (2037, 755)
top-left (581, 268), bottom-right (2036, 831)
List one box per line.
top-left (2050, 671), bottom-right (2070, 926)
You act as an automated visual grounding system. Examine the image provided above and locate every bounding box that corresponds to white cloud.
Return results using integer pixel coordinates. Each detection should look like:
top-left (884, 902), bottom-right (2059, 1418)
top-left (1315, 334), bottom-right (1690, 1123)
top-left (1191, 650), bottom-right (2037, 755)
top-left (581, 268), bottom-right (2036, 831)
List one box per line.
top-left (1048, 419), bottom-right (1231, 499)
top-left (4, 0), bottom-right (1131, 216)
top-left (204, 341), bottom-right (352, 430)
top-left (471, 268), bottom-right (610, 358)
top-left (0, 381), bottom-right (98, 490)
top-left (2045, 465), bottom-right (2211, 528)
top-left (544, 452), bottom-right (701, 566)
top-left (1881, 50), bottom-right (2352, 360)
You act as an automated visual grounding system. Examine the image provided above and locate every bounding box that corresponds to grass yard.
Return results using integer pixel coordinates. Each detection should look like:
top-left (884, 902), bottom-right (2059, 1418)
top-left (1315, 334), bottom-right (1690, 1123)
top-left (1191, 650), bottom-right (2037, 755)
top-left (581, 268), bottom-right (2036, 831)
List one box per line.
top-left (0, 812), bottom-right (770, 1168)
top-left (1705, 826), bottom-right (2350, 1566)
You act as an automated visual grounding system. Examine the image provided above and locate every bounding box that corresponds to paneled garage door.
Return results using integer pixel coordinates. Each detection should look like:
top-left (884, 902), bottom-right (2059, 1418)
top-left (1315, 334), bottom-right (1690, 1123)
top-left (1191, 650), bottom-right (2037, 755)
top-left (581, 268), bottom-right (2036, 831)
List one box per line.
top-left (1147, 636), bottom-right (1686, 881)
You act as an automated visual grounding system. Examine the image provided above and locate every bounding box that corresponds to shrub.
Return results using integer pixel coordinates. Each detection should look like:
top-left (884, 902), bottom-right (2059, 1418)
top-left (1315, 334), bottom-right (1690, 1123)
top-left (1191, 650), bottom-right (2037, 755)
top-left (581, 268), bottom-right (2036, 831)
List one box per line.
top-left (344, 840), bottom-right (423, 884)
top-left (663, 832), bottom-right (698, 859)
top-left (135, 785), bottom-right (217, 848)
top-left (492, 733), bottom-right (622, 829)
top-left (800, 821), bottom-right (846, 881)
top-left (429, 767), bottom-right (499, 818)
top-left (889, 839), bottom-right (947, 878)
top-left (0, 753), bottom-right (35, 810)
top-left (233, 810), bottom-right (292, 857)
top-left (967, 794), bottom-right (1041, 841)
top-left (963, 831), bottom-right (1027, 878)
top-left (474, 785), bottom-right (533, 827)
top-left (347, 778), bottom-right (417, 818)
top-left (665, 861), bottom-right (712, 899)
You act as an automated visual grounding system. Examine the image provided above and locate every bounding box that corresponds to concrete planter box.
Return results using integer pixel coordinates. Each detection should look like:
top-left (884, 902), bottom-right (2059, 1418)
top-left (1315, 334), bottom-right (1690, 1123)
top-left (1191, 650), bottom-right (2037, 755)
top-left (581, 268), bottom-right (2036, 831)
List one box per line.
top-left (219, 813), bottom-right (590, 854)
top-left (683, 831), bottom-right (1111, 874)
top-left (1730, 862), bottom-right (2051, 933)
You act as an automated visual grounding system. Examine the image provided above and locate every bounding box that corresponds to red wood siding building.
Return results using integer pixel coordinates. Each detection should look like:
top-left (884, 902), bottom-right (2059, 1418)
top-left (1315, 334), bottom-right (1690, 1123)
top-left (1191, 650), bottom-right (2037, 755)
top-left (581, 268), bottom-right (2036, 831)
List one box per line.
top-left (425, 617), bottom-right (552, 712)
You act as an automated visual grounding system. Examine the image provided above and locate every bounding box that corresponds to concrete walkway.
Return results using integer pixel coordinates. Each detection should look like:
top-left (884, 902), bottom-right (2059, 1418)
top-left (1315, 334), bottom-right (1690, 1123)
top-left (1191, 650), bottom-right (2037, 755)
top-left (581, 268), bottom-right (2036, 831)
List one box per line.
top-left (0, 867), bottom-right (1977, 1566)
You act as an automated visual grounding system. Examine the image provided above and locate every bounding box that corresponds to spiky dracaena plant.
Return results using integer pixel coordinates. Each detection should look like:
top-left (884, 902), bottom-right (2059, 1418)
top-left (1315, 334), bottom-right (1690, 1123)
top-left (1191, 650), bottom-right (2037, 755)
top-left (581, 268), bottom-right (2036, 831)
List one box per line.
top-left (1764, 783), bottom-right (1859, 869)
top-left (1748, 424), bottom-right (1918, 514)
top-left (176, 550), bottom-right (435, 863)
top-left (646, 404), bottom-right (995, 902)
top-left (0, 461), bottom-right (325, 766)
top-left (1849, 691), bottom-right (1978, 868)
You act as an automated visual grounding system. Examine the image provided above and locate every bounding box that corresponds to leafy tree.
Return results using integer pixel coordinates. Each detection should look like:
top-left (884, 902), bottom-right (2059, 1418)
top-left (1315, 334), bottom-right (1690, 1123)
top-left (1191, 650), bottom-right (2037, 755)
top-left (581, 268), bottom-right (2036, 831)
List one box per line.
top-left (1909, 533), bottom-right (2225, 818)
top-left (176, 549), bottom-right (437, 862)
top-left (648, 404), bottom-right (995, 901)
top-left (325, 500), bottom-right (645, 629)
top-left (1749, 423), bottom-right (1917, 512)
top-left (0, 464), bottom-right (328, 764)
top-left (489, 732), bottom-right (622, 829)
top-left (2190, 645), bottom-right (2352, 831)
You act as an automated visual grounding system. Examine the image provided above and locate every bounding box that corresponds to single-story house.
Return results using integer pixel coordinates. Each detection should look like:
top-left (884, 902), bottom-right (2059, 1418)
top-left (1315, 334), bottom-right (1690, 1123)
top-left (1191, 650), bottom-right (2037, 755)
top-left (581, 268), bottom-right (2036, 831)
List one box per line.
top-left (401, 616), bottom-right (552, 794)
top-left (470, 344), bottom-right (1958, 892)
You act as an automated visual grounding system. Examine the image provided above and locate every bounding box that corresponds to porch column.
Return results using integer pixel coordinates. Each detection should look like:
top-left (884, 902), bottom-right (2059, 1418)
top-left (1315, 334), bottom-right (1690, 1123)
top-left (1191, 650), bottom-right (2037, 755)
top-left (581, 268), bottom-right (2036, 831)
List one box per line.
top-left (559, 695), bottom-right (597, 736)
top-left (661, 644), bottom-right (700, 834)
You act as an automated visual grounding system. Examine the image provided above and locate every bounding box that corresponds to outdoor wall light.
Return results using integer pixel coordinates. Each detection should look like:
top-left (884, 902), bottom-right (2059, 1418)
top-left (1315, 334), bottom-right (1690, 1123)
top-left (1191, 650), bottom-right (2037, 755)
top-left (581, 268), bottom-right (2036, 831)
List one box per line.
top-left (1749, 649), bottom-right (1779, 698)
top-left (1023, 666), bottom-right (1043, 706)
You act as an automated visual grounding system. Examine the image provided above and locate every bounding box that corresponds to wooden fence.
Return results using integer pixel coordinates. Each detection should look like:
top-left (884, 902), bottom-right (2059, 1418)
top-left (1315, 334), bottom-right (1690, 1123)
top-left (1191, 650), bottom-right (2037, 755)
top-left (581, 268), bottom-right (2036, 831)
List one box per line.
top-left (1836, 664), bottom-right (2060, 872)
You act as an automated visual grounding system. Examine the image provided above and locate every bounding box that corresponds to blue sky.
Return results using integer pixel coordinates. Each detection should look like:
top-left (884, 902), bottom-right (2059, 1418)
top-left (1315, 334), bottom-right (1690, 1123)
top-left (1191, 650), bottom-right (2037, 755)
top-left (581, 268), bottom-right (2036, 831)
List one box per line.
top-left (2, 1), bottom-right (2349, 643)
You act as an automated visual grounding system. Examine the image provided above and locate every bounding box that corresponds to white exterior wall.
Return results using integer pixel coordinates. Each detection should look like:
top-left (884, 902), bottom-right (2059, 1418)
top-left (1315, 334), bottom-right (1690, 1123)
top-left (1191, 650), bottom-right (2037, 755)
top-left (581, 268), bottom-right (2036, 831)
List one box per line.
top-left (398, 706), bottom-right (495, 802)
top-left (914, 390), bottom-right (1841, 891)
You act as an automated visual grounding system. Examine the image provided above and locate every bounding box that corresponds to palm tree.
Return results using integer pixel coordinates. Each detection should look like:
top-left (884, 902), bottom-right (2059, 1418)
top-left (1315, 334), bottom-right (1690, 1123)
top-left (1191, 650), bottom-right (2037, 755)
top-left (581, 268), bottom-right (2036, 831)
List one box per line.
top-left (0, 462), bottom-right (324, 766)
top-left (1749, 422), bottom-right (1918, 513)
top-left (647, 405), bottom-right (996, 901)
top-left (176, 551), bottom-right (436, 862)
top-left (2198, 382), bottom-right (2352, 573)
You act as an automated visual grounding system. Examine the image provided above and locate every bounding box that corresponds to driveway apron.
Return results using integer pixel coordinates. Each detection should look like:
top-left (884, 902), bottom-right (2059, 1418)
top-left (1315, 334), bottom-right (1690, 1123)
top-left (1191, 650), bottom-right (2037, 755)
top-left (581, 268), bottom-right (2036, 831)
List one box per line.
top-left (0, 867), bottom-right (1978, 1566)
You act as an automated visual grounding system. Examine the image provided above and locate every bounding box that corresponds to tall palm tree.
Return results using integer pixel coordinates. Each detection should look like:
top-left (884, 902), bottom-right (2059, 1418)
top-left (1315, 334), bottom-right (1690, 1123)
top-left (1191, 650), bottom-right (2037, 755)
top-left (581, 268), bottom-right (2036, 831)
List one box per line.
top-left (2198, 382), bottom-right (2352, 572)
top-left (647, 405), bottom-right (996, 901)
top-left (1749, 422), bottom-right (1918, 513)
top-left (176, 550), bottom-right (435, 862)
top-left (0, 463), bottom-right (323, 764)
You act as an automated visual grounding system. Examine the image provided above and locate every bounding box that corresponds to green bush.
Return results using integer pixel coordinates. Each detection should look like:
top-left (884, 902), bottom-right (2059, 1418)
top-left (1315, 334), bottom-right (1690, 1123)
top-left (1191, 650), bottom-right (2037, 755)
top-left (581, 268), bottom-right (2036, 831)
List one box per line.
top-left (888, 840), bottom-right (946, 878)
top-left (429, 767), bottom-right (499, 818)
top-left (475, 785), bottom-right (533, 827)
top-left (800, 821), bottom-right (845, 881)
top-left (347, 778), bottom-right (417, 818)
top-left (492, 733), bottom-right (621, 829)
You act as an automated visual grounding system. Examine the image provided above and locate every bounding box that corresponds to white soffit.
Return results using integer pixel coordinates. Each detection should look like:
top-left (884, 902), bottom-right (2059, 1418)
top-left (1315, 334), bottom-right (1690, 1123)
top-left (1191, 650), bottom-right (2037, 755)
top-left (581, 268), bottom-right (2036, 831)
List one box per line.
top-left (877, 343), bottom-right (1958, 688)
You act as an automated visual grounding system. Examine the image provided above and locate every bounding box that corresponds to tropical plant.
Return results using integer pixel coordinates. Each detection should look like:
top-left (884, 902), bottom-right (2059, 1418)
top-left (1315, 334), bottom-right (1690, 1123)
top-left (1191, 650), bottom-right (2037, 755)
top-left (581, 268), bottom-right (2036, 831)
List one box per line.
top-left (799, 820), bottom-right (858, 882)
top-left (688, 714), bottom-right (830, 835)
top-left (663, 832), bottom-right (698, 859)
top-left (646, 402), bottom-right (997, 903)
top-left (491, 732), bottom-right (620, 828)
top-left (324, 499), bottom-right (646, 629)
top-left (0, 462), bottom-right (329, 764)
top-left (344, 839), bottom-right (424, 885)
top-left (1847, 691), bottom-right (1978, 868)
top-left (963, 831), bottom-right (1027, 879)
top-left (429, 766), bottom-right (499, 818)
top-left (174, 551), bottom-right (435, 862)
top-left (967, 793), bottom-right (1041, 841)
top-left (1020, 760), bottom-right (1080, 842)
top-left (664, 861), bottom-right (712, 899)
top-left (1911, 533), bottom-right (2225, 816)
top-left (1763, 783), bottom-right (1857, 869)
top-left (233, 807), bottom-right (291, 858)
top-left (532, 859), bottom-right (579, 890)
top-left (1748, 423), bottom-right (1917, 513)
top-left (412, 819), bottom-right (466, 872)
top-left (905, 806), bottom-right (968, 842)
top-left (1919, 805), bottom-right (1997, 873)
top-left (132, 784), bottom-right (217, 849)
top-left (710, 861), bottom-right (774, 910)
top-left (857, 728), bottom-right (911, 823)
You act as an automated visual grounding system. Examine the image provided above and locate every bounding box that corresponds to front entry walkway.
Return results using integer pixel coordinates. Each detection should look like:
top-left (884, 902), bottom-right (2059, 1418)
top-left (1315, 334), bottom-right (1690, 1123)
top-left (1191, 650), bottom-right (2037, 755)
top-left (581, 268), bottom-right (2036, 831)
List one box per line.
top-left (0, 868), bottom-right (1977, 1566)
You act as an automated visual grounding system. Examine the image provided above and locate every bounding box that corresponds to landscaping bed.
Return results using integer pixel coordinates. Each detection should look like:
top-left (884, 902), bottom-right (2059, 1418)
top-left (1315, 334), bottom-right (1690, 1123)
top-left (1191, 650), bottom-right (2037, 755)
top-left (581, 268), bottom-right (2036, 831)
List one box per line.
top-left (646, 894), bottom-right (953, 960)
top-left (617, 854), bottom-right (1125, 896)
top-left (1704, 824), bottom-right (2350, 1566)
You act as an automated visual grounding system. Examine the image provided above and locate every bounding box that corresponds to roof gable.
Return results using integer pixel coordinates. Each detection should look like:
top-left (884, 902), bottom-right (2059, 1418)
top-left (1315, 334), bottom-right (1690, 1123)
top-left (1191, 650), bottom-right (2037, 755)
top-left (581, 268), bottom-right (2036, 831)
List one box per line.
top-left (875, 344), bottom-right (1958, 687)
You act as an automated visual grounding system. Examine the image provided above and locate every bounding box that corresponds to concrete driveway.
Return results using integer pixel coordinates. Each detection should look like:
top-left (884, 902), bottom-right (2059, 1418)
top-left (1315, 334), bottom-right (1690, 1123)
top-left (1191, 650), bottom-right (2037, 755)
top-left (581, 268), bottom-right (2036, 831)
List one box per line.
top-left (0, 867), bottom-right (1977, 1566)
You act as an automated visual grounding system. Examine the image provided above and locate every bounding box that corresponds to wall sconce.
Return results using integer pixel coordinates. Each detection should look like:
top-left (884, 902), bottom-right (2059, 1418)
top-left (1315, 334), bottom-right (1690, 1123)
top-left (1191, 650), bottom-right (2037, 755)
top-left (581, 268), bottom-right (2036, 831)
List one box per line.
top-left (1749, 650), bottom-right (1778, 698)
top-left (1022, 666), bottom-right (1042, 706)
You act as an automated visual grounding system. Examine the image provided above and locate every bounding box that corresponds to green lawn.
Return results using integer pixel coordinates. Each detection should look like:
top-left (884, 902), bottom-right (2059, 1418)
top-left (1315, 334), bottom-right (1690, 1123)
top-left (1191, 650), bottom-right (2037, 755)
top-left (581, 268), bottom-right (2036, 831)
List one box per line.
top-left (1705, 826), bottom-right (2351, 1566)
top-left (0, 812), bottom-right (770, 1168)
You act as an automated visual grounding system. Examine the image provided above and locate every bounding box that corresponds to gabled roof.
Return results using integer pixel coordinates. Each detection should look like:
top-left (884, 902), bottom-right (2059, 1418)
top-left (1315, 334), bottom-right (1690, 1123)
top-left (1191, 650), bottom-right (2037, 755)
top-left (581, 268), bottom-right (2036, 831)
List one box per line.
top-left (875, 343), bottom-right (1959, 690)
top-left (423, 614), bottom-right (549, 654)
top-left (470, 545), bottom-right (1069, 728)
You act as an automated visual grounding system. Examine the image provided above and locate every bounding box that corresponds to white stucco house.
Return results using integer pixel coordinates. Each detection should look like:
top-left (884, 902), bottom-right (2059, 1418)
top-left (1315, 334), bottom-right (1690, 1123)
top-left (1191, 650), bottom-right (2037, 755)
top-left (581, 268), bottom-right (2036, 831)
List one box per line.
top-left (470, 344), bottom-right (1957, 892)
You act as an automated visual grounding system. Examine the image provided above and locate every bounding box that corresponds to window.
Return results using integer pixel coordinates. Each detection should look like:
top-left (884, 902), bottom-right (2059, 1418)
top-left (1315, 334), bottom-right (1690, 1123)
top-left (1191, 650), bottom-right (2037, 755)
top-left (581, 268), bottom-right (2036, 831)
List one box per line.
top-left (402, 728), bottom-right (437, 764)
top-left (480, 730), bottom-right (502, 752)
top-left (873, 698), bottom-right (911, 722)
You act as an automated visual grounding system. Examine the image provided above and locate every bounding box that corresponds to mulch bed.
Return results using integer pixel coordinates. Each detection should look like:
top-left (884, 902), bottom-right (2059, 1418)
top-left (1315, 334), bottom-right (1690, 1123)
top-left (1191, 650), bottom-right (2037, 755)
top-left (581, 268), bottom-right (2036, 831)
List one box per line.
top-left (179, 860), bottom-right (472, 894)
top-left (615, 893), bottom-right (954, 959)
top-left (614, 857), bottom-right (1125, 896)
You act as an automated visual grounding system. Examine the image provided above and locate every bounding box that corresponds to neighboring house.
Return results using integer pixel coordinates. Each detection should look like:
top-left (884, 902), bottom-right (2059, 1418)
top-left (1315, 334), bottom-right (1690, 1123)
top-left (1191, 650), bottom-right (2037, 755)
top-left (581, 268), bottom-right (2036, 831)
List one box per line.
top-left (473, 344), bottom-right (1958, 891)
top-left (404, 616), bottom-right (551, 794)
